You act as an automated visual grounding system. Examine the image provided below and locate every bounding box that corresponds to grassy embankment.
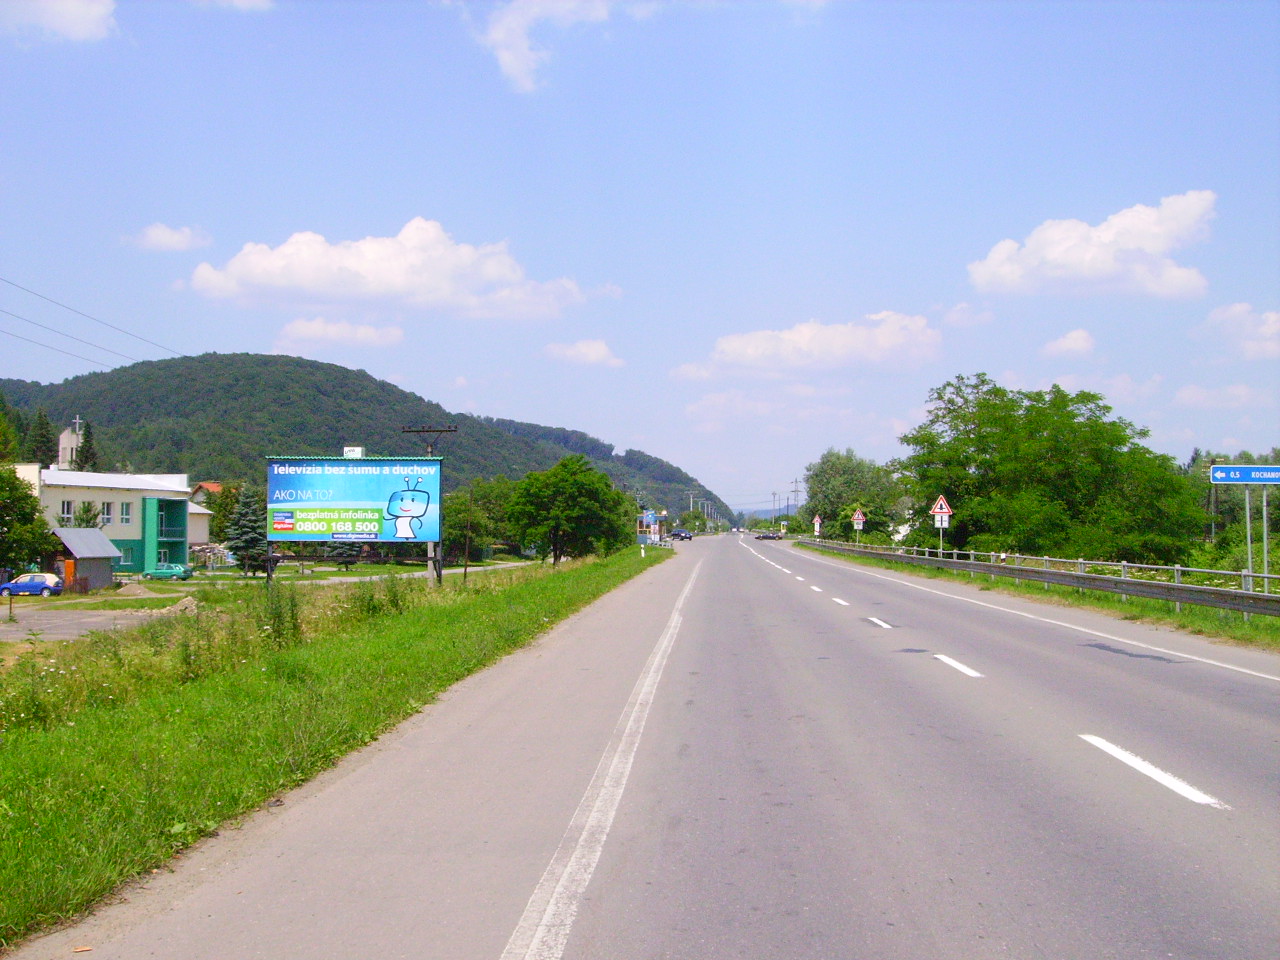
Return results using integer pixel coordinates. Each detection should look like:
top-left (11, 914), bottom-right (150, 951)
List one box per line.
top-left (0, 546), bottom-right (667, 948)
top-left (797, 542), bottom-right (1280, 650)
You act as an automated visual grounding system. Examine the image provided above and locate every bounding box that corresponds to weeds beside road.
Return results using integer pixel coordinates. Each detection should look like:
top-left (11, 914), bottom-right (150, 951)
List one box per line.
top-left (0, 547), bottom-right (667, 949)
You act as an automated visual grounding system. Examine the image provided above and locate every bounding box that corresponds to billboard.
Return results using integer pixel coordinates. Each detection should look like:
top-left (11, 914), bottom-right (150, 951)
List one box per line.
top-left (267, 458), bottom-right (441, 543)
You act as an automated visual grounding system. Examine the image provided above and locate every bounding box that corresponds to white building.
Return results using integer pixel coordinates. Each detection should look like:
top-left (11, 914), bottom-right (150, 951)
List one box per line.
top-left (14, 465), bottom-right (210, 573)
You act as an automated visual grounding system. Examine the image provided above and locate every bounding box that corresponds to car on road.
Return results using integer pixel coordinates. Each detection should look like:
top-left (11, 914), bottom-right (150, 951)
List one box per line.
top-left (142, 562), bottom-right (194, 581)
top-left (754, 532), bottom-right (782, 540)
top-left (0, 572), bottom-right (64, 597)
top-left (671, 529), bottom-right (693, 541)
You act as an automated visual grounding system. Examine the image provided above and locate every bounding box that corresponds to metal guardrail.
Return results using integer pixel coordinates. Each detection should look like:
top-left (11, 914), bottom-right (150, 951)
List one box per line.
top-left (795, 540), bottom-right (1280, 618)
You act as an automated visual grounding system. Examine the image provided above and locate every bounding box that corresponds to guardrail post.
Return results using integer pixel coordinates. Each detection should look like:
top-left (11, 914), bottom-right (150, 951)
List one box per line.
top-left (1077, 558), bottom-right (1085, 594)
top-left (1043, 555), bottom-right (1050, 590)
top-left (1242, 569), bottom-right (1252, 622)
top-left (1174, 565), bottom-right (1182, 613)
top-left (1120, 561), bottom-right (1128, 602)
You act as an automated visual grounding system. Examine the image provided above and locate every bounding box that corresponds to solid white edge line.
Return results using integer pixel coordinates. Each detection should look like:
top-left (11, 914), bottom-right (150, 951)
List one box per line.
top-left (868, 617), bottom-right (892, 629)
top-left (1079, 734), bottom-right (1230, 809)
top-left (500, 561), bottom-right (703, 960)
top-left (799, 550), bottom-right (1280, 684)
top-left (934, 653), bottom-right (983, 677)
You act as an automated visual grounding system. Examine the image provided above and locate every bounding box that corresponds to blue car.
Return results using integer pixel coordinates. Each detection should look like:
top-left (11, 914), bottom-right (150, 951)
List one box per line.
top-left (0, 572), bottom-right (64, 597)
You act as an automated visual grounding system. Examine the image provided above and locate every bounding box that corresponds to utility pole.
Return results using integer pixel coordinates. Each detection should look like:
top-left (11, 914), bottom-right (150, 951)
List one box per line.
top-left (400, 424), bottom-right (456, 585)
top-left (401, 424), bottom-right (457, 456)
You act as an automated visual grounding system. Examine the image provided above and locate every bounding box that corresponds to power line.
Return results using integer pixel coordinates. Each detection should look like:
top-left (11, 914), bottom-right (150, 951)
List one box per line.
top-left (0, 274), bottom-right (182, 357)
top-left (0, 327), bottom-right (109, 369)
top-left (0, 307), bottom-right (139, 362)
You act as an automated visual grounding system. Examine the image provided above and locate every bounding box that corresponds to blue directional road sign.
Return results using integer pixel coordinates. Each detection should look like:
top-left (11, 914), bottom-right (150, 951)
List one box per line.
top-left (1210, 464), bottom-right (1280, 484)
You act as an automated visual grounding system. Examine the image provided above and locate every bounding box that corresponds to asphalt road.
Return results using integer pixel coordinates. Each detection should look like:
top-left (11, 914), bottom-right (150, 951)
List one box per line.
top-left (12, 536), bottom-right (1278, 959)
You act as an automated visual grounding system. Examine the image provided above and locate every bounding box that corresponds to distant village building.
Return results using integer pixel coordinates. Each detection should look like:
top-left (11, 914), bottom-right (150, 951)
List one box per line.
top-left (14, 463), bottom-right (209, 573)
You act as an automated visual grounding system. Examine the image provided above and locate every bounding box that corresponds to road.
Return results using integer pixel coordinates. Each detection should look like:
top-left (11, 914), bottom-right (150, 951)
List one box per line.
top-left (13, 535), bottom-right (1278, 959)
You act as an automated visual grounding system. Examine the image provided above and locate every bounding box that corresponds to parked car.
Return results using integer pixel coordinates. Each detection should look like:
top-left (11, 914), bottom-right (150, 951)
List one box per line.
top-left (0, 572), bottom-right (64, 597)
top-left (671, 529), bottom-right (693, 541)
top-left (143, 562), bottom-right (194, 581)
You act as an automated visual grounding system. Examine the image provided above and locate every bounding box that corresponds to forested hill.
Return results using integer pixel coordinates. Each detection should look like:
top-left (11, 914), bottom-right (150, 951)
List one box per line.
top-left (482, 417), bottom-right (732, 520)
top-left (0, 353), bottom-right (724, 516)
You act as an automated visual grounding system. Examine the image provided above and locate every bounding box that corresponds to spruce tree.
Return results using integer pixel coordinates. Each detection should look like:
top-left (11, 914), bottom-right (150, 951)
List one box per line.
top-left (224, 485), bottom-right (269, 574)
top-left (71, 421), bottom-right (103, 472)
top-left (25, 409), bottom-right (58, 468)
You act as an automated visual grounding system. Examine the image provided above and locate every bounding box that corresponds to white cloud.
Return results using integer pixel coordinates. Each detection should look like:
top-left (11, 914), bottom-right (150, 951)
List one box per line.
top-left (133, 222), bottom-right (211, 251)
top-left (544, 338), bottom-right (624, 367)
top-left (969, 190), bottom-right (1215, 297)
top-left (698, 312), bottom-right (940, 373)
top-left (685, 390), bottom-right (779, 434)
top-left (483, 0), bottom-right (610, 93)
top-left (275, 317), bottom-right (404, 350)
top-left (1202, 303), bottom-right (1280, 360)
top-left (942, 302), bottom-right (994, 327)
top-left (0, 0), bottom-right (115, 41)
top-left (1041, 328), bottom-right (1095, 359)
top-left (192, 217), bottom-right (585, 319)
top-left (1174, 383), bottom-right (1270, 410)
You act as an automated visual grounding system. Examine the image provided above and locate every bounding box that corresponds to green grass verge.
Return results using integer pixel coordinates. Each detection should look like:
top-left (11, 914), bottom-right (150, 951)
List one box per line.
top-left (797, 543), bottom-right (1280, 650)
top-left (0, 546), bottom-right (667, 948)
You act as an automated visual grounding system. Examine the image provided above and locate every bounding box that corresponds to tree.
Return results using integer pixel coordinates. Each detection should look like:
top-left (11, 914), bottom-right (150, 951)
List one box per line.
top-left (677, 509), bottom-right (707, 532)
top-left (72, 500), bottom-right (104, 528)
top-left (0, 392), bottom-right (20, 463)
top-left (71, 421), bottom-right (103, 471)
top-left (24, 408), bottom-right (57, 468)
top-left (894, 374), bottom-right (1204, 563)
top-left (206, 481), bottom-right (243, 543)
top-left (0, 466), bottom-right (58, 575)
top-left (441, 485), bottom-right (493, 564)
top-left (223, 485), bottom-right (269, 574)
top-left (800, 448), bottom-right (903, 540)
top-left (507, 455), bottom-right (634, 565)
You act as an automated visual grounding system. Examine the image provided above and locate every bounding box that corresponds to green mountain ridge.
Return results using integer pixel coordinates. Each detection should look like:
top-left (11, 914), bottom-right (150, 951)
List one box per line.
top-left (1, 353), bottom-right (730, 519)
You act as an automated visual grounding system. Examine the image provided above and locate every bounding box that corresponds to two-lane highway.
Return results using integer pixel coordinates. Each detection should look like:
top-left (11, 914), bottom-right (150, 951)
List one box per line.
top-left (14, 535), bottom-right (1277, 959)
top-left (565, 536), bottom-right (1278, 959)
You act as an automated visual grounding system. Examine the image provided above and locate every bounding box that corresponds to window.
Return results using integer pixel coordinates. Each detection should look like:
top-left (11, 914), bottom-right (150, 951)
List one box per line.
top-left (121, 547), bottom-right (134, 565)
top-left (120, 502), bottom-right (132, 525)
top-left (100, 502), bottom-right (113, 525)
top-left (60, 500), bottom-right (74, 524)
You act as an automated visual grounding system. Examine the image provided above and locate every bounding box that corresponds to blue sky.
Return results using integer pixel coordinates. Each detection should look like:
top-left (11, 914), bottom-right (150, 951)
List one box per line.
top-left (1, 0), bottom-right (1276, 512)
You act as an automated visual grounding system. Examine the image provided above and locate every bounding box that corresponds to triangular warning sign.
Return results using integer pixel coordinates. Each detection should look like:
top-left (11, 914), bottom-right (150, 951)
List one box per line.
top-left (930, 495), bottom-right (953, 515)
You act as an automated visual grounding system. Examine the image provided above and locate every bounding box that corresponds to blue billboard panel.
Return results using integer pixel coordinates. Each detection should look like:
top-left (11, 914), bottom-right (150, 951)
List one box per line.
top-left (267, 458), bottom-right (442, 543)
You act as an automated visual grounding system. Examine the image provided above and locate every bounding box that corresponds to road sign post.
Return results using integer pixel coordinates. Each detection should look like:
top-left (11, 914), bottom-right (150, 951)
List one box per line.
top-left (929, 496), bottom-right (953, 554)
top-left (1210, 465), bottom-right (1278, 594)
top-left (852, 508), bottom-right (866, 546)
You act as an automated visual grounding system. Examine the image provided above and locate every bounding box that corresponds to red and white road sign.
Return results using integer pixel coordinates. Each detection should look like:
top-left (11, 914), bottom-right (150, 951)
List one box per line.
top-left (929, 495), bottom-right (953, 516)
top-left (851, 509), bottom-right (867, 522)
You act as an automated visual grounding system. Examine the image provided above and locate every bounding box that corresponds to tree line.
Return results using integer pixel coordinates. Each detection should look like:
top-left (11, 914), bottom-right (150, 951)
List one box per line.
top-left (799, 373), bottom-right (1275, 567)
